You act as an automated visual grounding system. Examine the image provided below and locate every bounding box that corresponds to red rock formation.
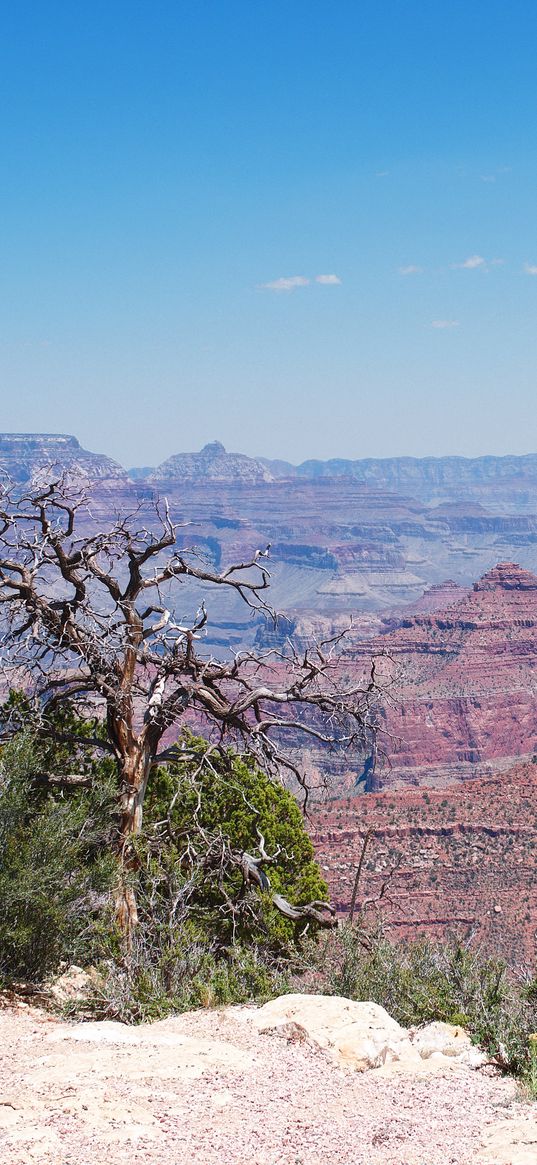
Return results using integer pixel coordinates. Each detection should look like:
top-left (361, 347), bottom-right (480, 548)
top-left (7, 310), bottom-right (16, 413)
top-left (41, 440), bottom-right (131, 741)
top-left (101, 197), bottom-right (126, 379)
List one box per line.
top-left (394, 578), bottom-right (469, 616)
top-left (311, 762), bottom-right (537, 966)
top-left (342, 562), bottom-right (537, 791)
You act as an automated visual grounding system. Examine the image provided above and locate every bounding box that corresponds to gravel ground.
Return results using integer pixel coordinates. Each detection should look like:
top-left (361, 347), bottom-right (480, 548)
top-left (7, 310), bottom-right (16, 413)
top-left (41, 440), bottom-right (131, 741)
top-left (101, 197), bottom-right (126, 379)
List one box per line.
top-left (0, 1001), bottom-right (534, 1165)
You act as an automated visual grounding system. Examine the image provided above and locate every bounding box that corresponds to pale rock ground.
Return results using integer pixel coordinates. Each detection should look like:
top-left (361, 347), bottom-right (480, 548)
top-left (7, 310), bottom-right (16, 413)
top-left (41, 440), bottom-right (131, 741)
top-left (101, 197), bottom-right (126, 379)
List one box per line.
top-left (0, 992), bottom-right (536, 1165)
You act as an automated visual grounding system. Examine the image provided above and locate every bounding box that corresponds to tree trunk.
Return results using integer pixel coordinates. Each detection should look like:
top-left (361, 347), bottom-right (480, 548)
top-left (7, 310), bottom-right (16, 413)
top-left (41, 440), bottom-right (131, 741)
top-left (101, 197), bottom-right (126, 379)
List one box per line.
top-left (115, 744), bottom-right (154, 941)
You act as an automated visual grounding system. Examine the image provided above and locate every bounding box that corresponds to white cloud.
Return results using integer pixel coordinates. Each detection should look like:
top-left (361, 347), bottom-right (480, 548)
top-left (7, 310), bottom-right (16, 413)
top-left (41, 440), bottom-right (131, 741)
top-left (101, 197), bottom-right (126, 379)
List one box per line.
top-left (431, 319), bottom-right (460, 329)
top-left (315, 273), bottom-right (341, 285)
top-left (490, 257), bottom-right (505, 266)
top-left (480, 165), bottom-right (511, 181)
top-left (524, 263), bottom-right (537, 276)
top-left (375, 170), bottom-right (389, 177)
top-left (452, 254), bottom-right (486, 270)
top-left (258, 275), bottom-right (310, 292)
top-left (398, 264), bottom-right (423, 276)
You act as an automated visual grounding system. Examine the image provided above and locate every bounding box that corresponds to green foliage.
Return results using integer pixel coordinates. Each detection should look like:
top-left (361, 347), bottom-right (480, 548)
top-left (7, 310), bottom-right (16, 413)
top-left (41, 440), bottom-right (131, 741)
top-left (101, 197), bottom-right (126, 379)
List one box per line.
top-left (0, 732), bottom-right (117, 984)
top-left (143, 733), bottom-right (328, 951)
top-left (0, 717), bottom-right (327, 1020)
top-left (1, 691), bottom-right (115, 785)
top-left (87, 734), bottom-right (328, 1020)
top-left (86, 925), bottom-right (289, 1023)
top-left (317, 924), bottom-right (537, 1075)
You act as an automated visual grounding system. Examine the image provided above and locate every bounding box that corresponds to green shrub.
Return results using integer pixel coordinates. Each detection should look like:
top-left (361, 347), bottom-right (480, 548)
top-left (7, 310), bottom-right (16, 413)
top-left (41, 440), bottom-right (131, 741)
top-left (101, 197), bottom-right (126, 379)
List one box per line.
top-left (0, 722), bottom-right (327, 1017)
top-left (315, 924), bottom-right (537, 1075)
top-left (86, 734), bottom-right (327, 1021)
top-left (0, 733), bottom-right (117, 984)
top-left (142, 733), bottom-right (329, 954)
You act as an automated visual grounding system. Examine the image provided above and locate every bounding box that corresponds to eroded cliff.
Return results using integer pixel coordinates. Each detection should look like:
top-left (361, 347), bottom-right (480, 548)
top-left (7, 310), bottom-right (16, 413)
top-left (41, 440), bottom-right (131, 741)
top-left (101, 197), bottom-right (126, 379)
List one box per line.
top-left (312, 761), bottom-right (537, 965)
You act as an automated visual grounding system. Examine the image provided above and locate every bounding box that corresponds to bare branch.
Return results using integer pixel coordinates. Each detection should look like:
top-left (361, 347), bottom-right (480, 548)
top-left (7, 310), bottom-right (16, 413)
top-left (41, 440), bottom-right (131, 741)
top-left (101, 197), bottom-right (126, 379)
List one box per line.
top-left (0, 478), bottom-right (385, 936)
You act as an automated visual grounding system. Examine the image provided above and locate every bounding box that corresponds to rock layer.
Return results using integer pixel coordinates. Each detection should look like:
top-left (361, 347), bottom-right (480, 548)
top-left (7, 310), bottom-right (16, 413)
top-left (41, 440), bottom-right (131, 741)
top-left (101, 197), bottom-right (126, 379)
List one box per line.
top-left (312, 761), bottom-right (537, 964)
top-left (351, 561), bottom-right (537, 790)
top-left (0, 433), bottom-right (127, 484)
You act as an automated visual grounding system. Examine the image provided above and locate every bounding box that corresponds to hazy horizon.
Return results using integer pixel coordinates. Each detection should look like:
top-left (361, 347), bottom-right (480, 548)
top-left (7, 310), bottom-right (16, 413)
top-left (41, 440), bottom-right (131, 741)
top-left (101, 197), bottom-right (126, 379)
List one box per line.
top-left (4, 428), bottom-right (537, 471)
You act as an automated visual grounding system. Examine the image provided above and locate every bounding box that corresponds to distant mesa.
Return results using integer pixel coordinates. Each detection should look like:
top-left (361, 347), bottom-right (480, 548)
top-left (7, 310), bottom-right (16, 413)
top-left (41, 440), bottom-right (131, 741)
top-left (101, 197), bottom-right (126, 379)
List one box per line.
top-left (148, 441), bottom-right (275, 484)
top-left (0, 433), bottom-right (127, 485)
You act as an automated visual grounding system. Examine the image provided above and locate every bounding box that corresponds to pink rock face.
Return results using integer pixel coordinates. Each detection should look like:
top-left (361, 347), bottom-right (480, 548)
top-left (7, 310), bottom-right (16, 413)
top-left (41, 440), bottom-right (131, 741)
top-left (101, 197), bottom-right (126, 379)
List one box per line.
top-left (334, 561), bottom-right (537, 792)
top-left (304, 564), bottom-right (537, 964)
top-left (310, 761), bottom-right (537, 965)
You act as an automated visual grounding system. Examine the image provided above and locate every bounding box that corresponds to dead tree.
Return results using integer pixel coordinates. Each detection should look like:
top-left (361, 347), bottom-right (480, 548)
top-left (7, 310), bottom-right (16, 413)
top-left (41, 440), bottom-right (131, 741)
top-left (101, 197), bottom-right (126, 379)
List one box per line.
top-left (0, 479), bottom-right (381, 932)
top-left (239, 830), bottom-right (337, 931)
top-left (153, 822), bottom-right (338, 946)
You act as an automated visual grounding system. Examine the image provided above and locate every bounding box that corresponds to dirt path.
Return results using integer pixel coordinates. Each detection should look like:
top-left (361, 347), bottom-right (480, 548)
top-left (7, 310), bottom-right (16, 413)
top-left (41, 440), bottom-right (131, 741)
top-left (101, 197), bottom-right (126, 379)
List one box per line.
top-left (0, 1002), bottom-right (536, 1165)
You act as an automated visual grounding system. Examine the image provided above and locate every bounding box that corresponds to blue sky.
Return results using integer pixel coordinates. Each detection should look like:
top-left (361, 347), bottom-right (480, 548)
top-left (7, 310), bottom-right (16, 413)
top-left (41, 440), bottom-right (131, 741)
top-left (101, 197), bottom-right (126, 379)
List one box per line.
top-left (1, 1), bottom-right (537, 467)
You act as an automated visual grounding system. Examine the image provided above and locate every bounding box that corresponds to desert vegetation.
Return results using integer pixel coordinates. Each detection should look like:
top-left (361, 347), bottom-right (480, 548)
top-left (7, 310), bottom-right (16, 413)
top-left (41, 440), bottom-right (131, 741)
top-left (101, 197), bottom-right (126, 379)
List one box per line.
top-left (314, 925), bottom-right (537, 1079)
top-left (2, 727), bottom-right (537, 1085)
top-left (0, 723), bottom-right (324, 1017)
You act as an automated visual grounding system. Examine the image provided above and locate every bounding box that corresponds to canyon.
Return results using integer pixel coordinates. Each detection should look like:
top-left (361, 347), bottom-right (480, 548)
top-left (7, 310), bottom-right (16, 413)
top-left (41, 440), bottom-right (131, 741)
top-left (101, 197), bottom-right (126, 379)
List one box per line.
top-left (5, 434), bottom-right (537, 654)
top-left (3, 433), bottom-right (537, 963)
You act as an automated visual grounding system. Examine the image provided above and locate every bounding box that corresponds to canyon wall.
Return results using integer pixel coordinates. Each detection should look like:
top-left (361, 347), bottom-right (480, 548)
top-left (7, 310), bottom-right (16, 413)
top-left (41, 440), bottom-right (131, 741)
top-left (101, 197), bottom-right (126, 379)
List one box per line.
top-left (342, 561), bottom-right (537, 790)
top-left (311, 762), bottom-right (537, 966)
